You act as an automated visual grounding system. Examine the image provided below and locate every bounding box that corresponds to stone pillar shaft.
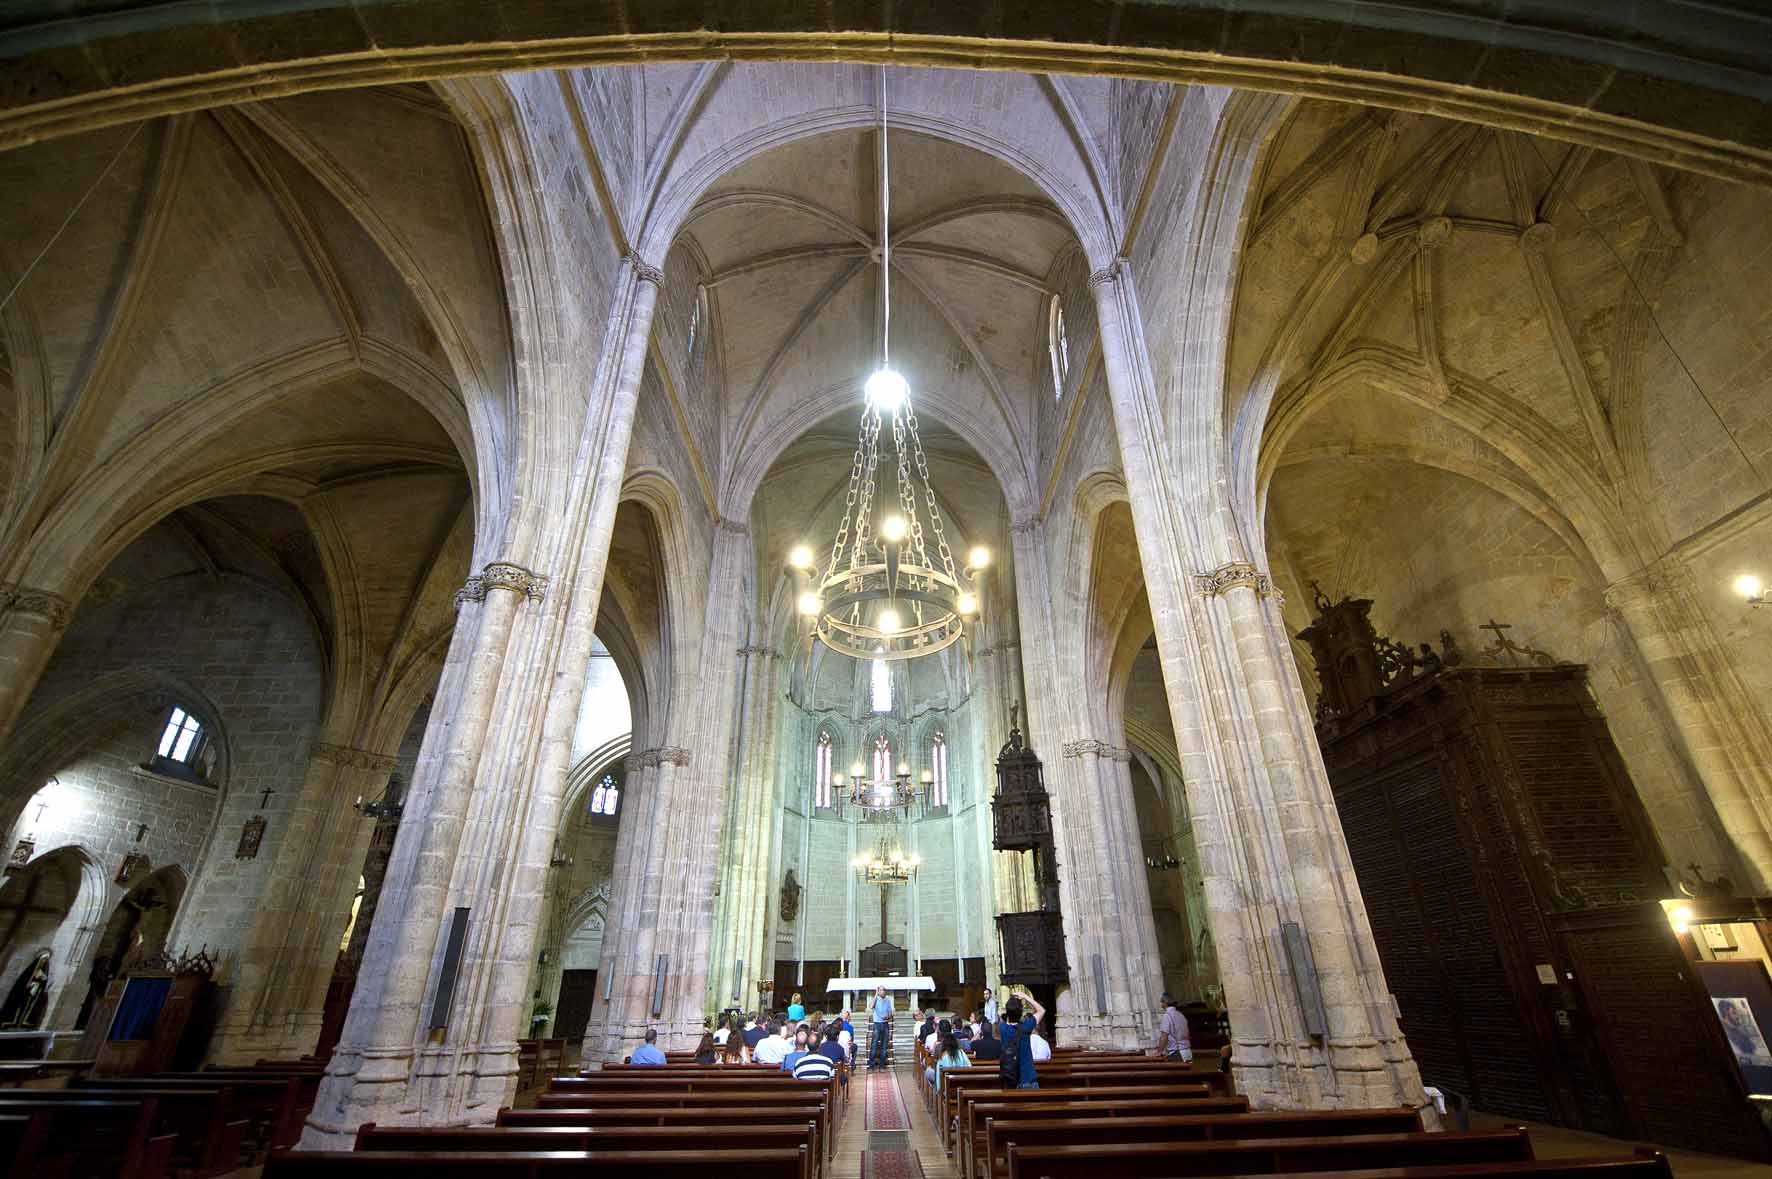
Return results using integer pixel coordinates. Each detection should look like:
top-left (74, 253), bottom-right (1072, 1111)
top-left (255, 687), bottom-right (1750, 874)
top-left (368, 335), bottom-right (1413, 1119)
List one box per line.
top-left (1091, 263), bottom-right (1423, 1109)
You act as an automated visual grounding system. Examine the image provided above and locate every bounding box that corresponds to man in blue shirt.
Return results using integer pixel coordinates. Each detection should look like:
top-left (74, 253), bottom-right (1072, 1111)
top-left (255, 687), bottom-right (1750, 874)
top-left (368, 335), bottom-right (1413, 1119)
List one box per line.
top-left (630, 1027), bottom-right (666, 1065)
top-left (868, 986), bottom-right (894, 1069)
top-left (999, 991), bottom-right (1046, 1089)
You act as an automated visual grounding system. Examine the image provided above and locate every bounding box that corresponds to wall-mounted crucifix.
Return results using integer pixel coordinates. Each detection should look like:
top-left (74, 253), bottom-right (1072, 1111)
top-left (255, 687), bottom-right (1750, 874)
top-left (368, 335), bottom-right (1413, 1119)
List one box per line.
top-left (134, 823), bottom-right (148, 844)
top-left (259, 788), bottom-right (274, 809)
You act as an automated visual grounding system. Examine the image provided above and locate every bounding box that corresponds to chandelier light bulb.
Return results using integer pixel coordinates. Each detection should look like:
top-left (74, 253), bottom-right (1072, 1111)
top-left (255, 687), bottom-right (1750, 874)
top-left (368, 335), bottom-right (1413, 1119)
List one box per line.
top-left (866, 367), bottom-right (909, 411)
top-left (788, 544), bottom-right (815, 570)
top-left (897, 761), bottom-right (910, 777)
top-left (967, 545), bottom-right (991, 570)
top-left (851, 761), bottom-right (866, 779)
top-left (1735, 574), bottom-right (1763, 600)
top-left (877, 607), bottom-right (902, 634)
top-left (832, 773), bottom-right (846, 787)
top-left (920, 769), bottom-right (933, 784)
top-left (879, 515), bottom-right (908, 543)
top-left (956, 592), bottom-right (978, 616)
top-left (797, 591), bottom-right (823, 616)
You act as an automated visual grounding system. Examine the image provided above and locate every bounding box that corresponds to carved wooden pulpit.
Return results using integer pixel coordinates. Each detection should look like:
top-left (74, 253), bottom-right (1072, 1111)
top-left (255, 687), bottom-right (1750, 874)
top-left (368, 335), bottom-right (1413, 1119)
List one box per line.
top-left (991, 706), bottom-right (1067, 984)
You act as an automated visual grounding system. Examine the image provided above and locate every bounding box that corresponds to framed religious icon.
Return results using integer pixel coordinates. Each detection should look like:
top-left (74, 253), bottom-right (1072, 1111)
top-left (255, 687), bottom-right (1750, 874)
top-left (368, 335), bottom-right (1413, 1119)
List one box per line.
top-left (115, 851), bottom-right (148, 885)
top-left (7, 837), bottom-right (33, 871)
top-left (1699, 959), bottom-right (1772, 1097)
top-left (235, 815), bottom-right (267, 860)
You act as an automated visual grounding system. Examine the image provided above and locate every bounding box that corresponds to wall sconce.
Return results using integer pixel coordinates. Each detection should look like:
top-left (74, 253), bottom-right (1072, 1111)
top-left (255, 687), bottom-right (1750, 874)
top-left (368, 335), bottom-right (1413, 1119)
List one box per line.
top-left (1734, 575), bottom-right (1767, 608)
top-left (1665, 900), bottom-right (1695, 934)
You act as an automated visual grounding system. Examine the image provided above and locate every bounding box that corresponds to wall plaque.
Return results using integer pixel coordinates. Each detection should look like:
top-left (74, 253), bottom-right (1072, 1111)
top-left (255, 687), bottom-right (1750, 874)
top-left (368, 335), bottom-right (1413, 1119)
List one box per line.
top-left (235, 815), bottom-right (267, 860)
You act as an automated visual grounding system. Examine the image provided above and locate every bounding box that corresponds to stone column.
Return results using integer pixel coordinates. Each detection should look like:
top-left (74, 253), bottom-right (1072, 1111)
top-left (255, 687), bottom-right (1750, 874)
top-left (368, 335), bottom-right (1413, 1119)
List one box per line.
top-left (302, 257), bottom-right (661, 1145)
top-left (1091, 260), bottom-right (1424, 1109)
top-left (1059, 738), bottom-right (1164, 1045)
top-left (0, 583), bottom-right (72, 747)
top-left (581, 751), bottom-right (665, 1059)
top-left (589, 519), bottom-right (750, 1054)
top-left (213, 740), bottom-right (396, 1062)
top-left (709, 643), bottom-right (781, 1015)
top-left (1605, 556), bottom-right (1772, 889)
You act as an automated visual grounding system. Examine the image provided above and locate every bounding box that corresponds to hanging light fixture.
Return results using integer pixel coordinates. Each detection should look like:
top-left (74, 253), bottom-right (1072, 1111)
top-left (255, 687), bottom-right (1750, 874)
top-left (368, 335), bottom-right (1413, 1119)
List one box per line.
top-left (786, 67), bottom-right (988, 663)
top-left (851, 834), bottom-right (921, 885)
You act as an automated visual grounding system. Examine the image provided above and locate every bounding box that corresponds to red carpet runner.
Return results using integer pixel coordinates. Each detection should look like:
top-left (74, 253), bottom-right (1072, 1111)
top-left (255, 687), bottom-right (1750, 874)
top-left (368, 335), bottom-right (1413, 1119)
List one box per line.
top-left (861, 1066), bottom-right (924, 1178)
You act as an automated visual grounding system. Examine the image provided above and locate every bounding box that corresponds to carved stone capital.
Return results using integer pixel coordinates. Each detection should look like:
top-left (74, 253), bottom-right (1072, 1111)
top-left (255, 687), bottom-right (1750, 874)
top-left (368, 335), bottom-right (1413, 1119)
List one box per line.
top-left (715, 517), bottom-right (748, 535)
top-left (456, 561), bottom-right (548, 607)
top-left (1193, 562), bottom-right (1275, 598)
top-left (1061, 738), bottom-right (1132, 761)
top-left (1010, 515), bottom-right (1043, 536)
top-left (629, 256), bottom-right (665, 286)
top-left (978, 638), bottom-right (1022, 659)
top-left (311, 742), bottom-right (398, 773)
top-left (737, 644), bottom-right (778, 660)
top-left (1087, 258), bottom-right (1126, 289)
top-left (626, 746), bottom-right (692, 772)
top-left (0, 582), bottom-right (73, 631)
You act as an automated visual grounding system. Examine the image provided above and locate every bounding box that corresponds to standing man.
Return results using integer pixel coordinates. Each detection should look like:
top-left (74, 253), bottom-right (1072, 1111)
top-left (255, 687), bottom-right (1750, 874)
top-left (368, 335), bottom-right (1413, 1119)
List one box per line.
top-left (868, 985), bottom-right (895, 1069)
top-left (983, 987), bottom-right (998, 1028)
top-left (998, 990), bottom-right (1046, 1090)
top-left (1157, 992), bottom-right (1192, 1062)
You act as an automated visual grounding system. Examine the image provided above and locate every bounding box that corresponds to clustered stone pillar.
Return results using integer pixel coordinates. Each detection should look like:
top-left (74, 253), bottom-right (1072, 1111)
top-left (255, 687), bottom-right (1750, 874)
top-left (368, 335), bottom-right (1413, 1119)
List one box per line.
top-left (1090, 258), bottom-right (1425, 1109)
top-left (1605, 556), bottom-right (1772, 891)
top-left (0, 583), bottom-right (73, 748)
top-left (301, 256), bottom-right (662, 1146)
top-left (709, 643), bottom-right (782, 1017)
top-left (586, 519), bottom-right (750, 1057)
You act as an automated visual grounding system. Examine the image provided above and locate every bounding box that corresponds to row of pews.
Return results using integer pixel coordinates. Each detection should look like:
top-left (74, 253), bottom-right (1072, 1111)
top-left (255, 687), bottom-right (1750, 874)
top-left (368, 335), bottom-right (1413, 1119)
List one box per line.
top-left (265, 1056), bottom-right (852, 1176)
top-left (0, 1056), bottom-right (324, 1178)
top-left (916, 1044), bottom-right (1672, 1179)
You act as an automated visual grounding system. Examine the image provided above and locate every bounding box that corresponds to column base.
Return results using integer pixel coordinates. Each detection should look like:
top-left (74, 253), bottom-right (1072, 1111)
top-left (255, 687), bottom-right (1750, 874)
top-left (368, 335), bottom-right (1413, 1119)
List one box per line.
top-left (298, 1042), bottom-right (521, 1149)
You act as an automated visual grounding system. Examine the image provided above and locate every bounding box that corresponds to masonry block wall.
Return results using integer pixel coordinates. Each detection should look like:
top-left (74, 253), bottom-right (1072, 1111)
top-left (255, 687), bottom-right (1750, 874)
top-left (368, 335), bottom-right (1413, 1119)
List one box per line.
top-left (6, 524), bottom-right (325, 990)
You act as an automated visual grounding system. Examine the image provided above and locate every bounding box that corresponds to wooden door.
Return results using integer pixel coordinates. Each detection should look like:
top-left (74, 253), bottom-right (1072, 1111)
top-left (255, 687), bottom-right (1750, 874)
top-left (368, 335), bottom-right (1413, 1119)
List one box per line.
top-left (554, 969), bottom-right (597, 1042)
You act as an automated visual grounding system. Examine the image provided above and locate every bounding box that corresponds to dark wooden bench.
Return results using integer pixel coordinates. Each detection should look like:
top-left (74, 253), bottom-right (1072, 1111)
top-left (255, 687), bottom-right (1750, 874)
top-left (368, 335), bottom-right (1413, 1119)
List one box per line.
top-left (536, 1086), bottom-right (836, 1163)
top-left (1004, 1127), bottom-right (1533, 1179)
top-left (74, 1073), bottom-right (302, 1150)
top-left (952, 1082), bottom-right (1219, 1165)
top-left (1014, 1155), bottom-right (1672, 1179)
top-left (356, 1123), bottom-right (817, 1179)
top-left (500, 1104), bottom-right (828, 1162)
top-left (944, 1070), bottom-right (1212, 1157)
top-left (0, 1096), bottom-right (176, 1179)
top-left (0, 1085), bottom-right (250, 1176)
top-left (0, 1111), bottom-right (53, 1177)
top-left (962, 1098), bottom-right (1251, 1179)
top-left (264, 1146), bottom-right (808, 1176)
top-left (982, 1108), bottom-right (1423, 1179)
top-left (171, 1066), bottom-right (324, 1113)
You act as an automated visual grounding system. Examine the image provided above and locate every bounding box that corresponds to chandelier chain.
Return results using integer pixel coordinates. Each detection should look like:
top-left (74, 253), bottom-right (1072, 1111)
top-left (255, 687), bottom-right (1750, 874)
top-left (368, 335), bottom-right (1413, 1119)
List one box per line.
top-left (827, 408), bottom-right (870, 582)
top-left (905, 399), bottom-right (958, 580)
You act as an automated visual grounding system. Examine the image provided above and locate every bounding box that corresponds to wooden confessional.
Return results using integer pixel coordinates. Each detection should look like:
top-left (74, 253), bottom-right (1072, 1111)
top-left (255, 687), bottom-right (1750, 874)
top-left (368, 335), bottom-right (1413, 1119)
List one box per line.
top-left (1302, 587), bottom-right (1770, 1158)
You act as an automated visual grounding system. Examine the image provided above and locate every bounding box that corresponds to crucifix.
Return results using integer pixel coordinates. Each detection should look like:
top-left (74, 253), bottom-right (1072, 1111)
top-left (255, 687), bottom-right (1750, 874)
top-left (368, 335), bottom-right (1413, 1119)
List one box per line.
top-left (1478, 619), bottom-right (1512, 645)
top-left (29, 798), bottom-right (48, 826)
top-left (259, 788), bottom-right (274, 809)
top-left (134, 823), bottom-right (148, 844)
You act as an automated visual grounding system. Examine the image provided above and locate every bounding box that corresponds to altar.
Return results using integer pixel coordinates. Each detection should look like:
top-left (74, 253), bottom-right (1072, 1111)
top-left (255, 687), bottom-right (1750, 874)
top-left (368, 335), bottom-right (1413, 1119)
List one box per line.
top-left (826, 975), bottom-right (935, 1013)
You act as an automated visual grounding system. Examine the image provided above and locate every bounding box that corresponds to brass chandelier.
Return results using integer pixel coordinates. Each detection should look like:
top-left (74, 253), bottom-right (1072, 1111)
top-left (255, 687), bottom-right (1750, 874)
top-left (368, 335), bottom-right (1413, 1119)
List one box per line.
top-left (852, 834), bottom-right (920, 885)
top-left (832, 755), bottom-right (932, 813)
top-left (785, 67), bottom-right (989, 663)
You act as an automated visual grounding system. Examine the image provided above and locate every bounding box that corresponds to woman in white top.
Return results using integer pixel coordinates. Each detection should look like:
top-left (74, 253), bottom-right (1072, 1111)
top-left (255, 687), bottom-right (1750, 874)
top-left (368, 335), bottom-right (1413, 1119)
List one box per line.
top-left (838, 1025), bottom-right (854, 1060)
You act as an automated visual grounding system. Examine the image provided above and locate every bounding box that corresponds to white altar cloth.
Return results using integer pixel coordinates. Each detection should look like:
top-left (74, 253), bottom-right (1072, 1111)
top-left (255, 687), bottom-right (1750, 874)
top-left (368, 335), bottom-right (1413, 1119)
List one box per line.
top-left (825, 976), bottom-right (934, 994)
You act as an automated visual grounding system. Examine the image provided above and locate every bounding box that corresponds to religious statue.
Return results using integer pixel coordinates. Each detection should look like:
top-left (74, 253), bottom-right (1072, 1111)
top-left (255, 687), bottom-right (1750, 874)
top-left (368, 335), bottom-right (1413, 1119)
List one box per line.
top-left (0, 950), bottom-right (50, 1029)
top-left (780, 869), bottom-right (801, 923)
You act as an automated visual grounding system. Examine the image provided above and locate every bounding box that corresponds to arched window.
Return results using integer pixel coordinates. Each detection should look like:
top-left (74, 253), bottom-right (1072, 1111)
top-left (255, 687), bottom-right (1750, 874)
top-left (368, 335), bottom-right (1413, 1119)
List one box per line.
top-left (930, 731), bottom-right (949, 808)
top-left (871, 658), bottom-right (892, 714)
top-left (815, 730), bottom-right (834, 809)
top-left (589, 773), bottom-right (620, 817)
top-left (156, 706), bottom-right (203, 764)
top-left (873, 733), bottom-right (892, 786)
top-left (1048, 295), bottom-right (1070, 400)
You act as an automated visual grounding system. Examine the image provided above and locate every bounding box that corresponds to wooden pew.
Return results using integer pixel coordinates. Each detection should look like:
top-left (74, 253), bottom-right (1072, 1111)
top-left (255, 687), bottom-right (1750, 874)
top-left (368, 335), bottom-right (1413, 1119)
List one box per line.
top-left (1011, 1153), bottom-right (1673, 1179)
top-left (356, 1123), bottom-right (817, 1179)
top-left (0, 1111), bottom-right (52, 1177)
top-left (548, 1072), bottom-right (844, 1118)
top-left (72, 1073), bottom-right (303, 1151)
top-left (942, 1067), bottom-right (1211, 1156)
top-left (498, 1107), bottom-right (827, 1172)
top-left (950, 1080), bottom-right (1217, 1169)
top-left (1005, 1126), bottom-right (1533, 1179)
top-left (264, 1146), bottom-right (809, 1177)
top-left (0, 1096), bottom-right (177, 1179)
top-left (537, 1087), bottom-right (836, 1164)
top-left (170, 1066), bottom-right (324, 1114)
top-left (982, 1108), bottom-right (1422, 1179)
top-left (966, 1099), bottom-right (1250, 1179)
top-left (0, 1085), bottom-right (251, 1177)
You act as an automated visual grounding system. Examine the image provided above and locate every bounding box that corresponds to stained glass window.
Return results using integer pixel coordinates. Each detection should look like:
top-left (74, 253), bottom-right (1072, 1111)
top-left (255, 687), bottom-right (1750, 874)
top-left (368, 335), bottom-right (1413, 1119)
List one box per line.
top-left (590, 773), bottom-right (620, 817)
top-left (815, 730), bottom-right (834, 809)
